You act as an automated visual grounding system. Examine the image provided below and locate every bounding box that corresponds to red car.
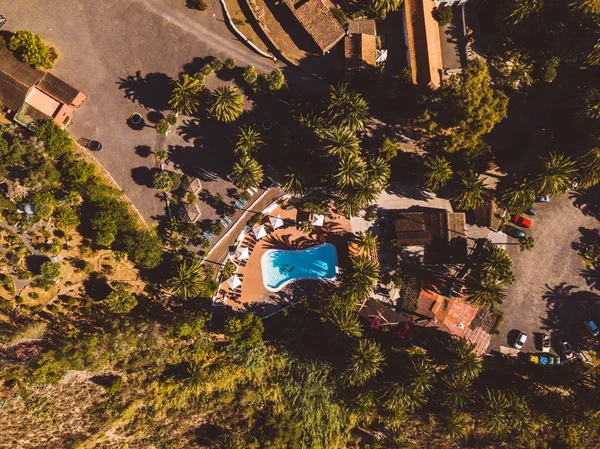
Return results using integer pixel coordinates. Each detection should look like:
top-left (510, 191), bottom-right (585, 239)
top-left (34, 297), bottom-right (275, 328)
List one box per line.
top-left (511, 215), bottom-right (531, 228)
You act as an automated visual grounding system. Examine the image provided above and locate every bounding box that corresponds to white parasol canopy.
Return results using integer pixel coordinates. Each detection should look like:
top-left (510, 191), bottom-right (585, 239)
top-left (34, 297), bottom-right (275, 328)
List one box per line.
top-left (311, 214), bottom-right (324, 227)
top-left (227, 274), bottom-right (242, 290)
top-left (235, 246), bottom-right (249, 260)
top-left (269, 214), bottom-right (284, 229)
top-left (253, 225), bottom-right (268, 240)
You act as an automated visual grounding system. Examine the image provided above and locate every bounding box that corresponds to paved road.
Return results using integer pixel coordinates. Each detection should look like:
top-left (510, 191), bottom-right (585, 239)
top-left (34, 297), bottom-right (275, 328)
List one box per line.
top-left (489, 193), bottom-right (599, 354)
top-left (3, 0), bottom-right (320, 223)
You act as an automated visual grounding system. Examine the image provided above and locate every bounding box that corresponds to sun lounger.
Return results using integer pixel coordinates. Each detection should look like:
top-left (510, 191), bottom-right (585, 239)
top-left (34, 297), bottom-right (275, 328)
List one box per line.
top-left (223, 216), bottom-right (232, 224)
top-left (203, 232), bottom-right (212, 240)
top-left (220, 219), bottom-right (229, 228)
top-left (238, 198), bottom-right (247, 205)
top-left (234, 202), bottom-right (243, 209)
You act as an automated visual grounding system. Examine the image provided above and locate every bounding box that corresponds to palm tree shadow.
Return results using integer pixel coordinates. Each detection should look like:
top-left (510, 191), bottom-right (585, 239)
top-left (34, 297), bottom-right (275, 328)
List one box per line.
top-left (116, 71), bottom-right (173, 111)
top-left (569, 184), bottom-right (600, 220)
top-left (581, 264), bottom-right (600, 290)
top-left (541, 282), bottom-right (600, 335)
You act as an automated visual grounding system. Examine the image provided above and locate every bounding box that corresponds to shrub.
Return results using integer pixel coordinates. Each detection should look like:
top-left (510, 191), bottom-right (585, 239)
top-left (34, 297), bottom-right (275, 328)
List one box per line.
top-left (166, 113), bottom-right (177, 126)
top-left (242, 65), bottom-right (258, 85)
top-left (200, 63), bottom-right (214, 76)
top-left (153, 171), bottom-right (173, 191)
top-left (224, 57), bottom-right (236, 70)
top-left (210, 57), bottom-right (224, 72)
top-left (9, 30), bottom-right (54, 69)
top-left (247, 213), bottom-right (262, 227)
top-left (107, 283), bottom-right (137, 314)
top-left (35, 120), bottom-right (73, 158)
top-left (225, 312), bottom-right (264, 347)
top-left (186, 0), bottom-right (207, 10)
top-left (221, 260), bottom-right (236, 280)
top-left (48, 304), bottom-right (60, 313)
top-left (211, 221), bottom-right (224, 236)
top-left (267, 69), bottom-right (285, 91)
top-left (380, 137), bottom-right (398, 162)
top-left (123, 230), bottom-right (163, 269)
top-left (541, 56), bottom-right (559, 83)
top-left (155, 119), bottom-right (170, 135)
top-left (432, 5), bottom-right (453, 26)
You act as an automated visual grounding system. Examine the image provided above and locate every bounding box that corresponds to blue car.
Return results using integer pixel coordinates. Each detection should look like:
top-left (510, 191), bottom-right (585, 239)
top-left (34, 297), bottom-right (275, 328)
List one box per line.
top-left (584, 319), bottom-right (599, 337)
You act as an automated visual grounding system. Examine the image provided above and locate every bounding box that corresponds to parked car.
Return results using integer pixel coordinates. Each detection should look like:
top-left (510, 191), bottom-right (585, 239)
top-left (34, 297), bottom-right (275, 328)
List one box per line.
top-left (514, 331), bottom-right (528, 350)
top-left (503, 225), bottom-right (526, 239)
top-left (87, 140), bottom-right (102, 151)
top-left (542, 334), bottom-right (551, 352)
top-left (511, 215), bottom-right (532, 228)
top-left (584, 319), bottom-right (599, 337)
top-left (526, 207), bottom-right (538, 216)
top-left (560, 341), bottom-right (574, 359)
top-left (537, 195), bottom-right (551, 202)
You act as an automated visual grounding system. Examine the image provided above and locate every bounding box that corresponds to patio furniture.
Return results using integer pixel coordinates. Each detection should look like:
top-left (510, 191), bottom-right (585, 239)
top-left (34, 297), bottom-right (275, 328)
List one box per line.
top-left (202, 232), bottom-right (212, 240)
top-left (234, 202), bottom-right (243, 209)
top-left (223, 216), bottom-right (232, 224)
top-left (238, 197), bottom-right (247, 205)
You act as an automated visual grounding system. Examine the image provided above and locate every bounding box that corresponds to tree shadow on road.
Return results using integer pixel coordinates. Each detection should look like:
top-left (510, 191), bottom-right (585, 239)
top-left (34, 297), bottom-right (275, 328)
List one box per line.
top-left (116, 71), bottom-right (173, 111)
top-left (569, 183), bottom-right (600, 220)
top-left (541, 282), bottom-right (600, 337)
top-left (131, 166), bottom-right (154, 188)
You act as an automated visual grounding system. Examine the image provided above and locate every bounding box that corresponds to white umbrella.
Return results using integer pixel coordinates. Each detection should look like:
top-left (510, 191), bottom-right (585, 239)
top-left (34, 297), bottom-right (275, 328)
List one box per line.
top-left (269, 214), bottom-right (284, 230)
top-left (227, 274), bottom-right (242, 290)
top-left (253, 225), bottom-right (267, 240)
top-left (312, 214), bottom-right (324, 227)
top-left (236, 247), bottom-right (249, 260)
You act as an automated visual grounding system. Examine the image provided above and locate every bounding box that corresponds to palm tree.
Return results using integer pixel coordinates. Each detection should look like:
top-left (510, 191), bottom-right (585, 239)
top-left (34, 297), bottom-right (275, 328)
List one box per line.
top-left (217, 434), bottom-right (246, 449)
top-left (282, 171), bottom-right (307, 196)
top-left (229, 156), bottom-right (263, 190)
top-left (519, 235), bottom-right (535, 252)
top-left (168, 258), bottom-right (205, 299)
top-left (152, 148), bottom-right (169, 164)
top-left (407, 357), bottom-right (435, 393)
top-left (343, 255), bottom-right (380, 302)
top-left (581, 88), bottom-right (600, 120)
top-left (168, 74), bottom-right (201, 116)
top-left (479, 243), bottom-right (514, 284)
top-left (440, 375), bottom-right (472, 410)
top-left (342, 338), bottom-right (385, 386)
top-left (54, 206), bottom-right (80, 232)
top-left (210, 85), bottom-right (245, 123)
top-left (499, 175), bottom-right (536, 213)
top-left (535, 152), bottom-right (576, 196)
top-left (570, 0), bottom-right (600, 15)
top-left (336, 193), bottom-right (363, 218)
top-left (424, 155), bottom-right (453, 191)
top-left (464, 274), bottom-right (506, 309)
top-left (382, 383), bottom-right (427, 413)
top-left (452, 170), bottom-right (488, 210)
top-left (480, 388), bottom-right (511, 439)
top-left (447, 337), bottom-right (483, 381)
top-left (355, 230), bottom-right (378, 257)
top-left (575, 147), bottom-right (600, 189)
top-left (235, 126), bottom-right (263, 157)
top-left (507, 0), bottom-right (544, 25)
top-left (334, 156), bottom-right (366, 189)
top-left (355, 182), bottom-right (381, 207)
top-left (374, 0), bottom-right (403, 17)
top-left (367, 157), bottom-right (390, 189)
top-left (322, 126), bottom-right (360, 158)
top-left (438, 412), bottom-right (470, 439)
top-left (327, 307), bottom-right (363, 338)
top-left (327, 83), bottom-right (370, 131)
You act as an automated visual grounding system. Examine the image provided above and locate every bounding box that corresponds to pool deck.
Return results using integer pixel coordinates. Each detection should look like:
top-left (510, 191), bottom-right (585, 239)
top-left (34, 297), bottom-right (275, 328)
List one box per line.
top-left (215, 203), bottom-right (351, 308)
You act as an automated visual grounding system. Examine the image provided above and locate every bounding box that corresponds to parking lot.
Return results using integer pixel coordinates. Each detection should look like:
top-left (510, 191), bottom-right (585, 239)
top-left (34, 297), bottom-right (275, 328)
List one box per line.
top-left (489, 191), bottom-right (600, 355)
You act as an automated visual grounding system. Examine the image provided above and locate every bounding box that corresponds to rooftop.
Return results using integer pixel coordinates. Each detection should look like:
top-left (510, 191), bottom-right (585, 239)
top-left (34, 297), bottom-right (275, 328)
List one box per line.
top-left (36, 72), bottom-right (82, 106)
top-left (344, 34), bottom-right (377, 70)
top-left (0, 50), bottom-right (44, 110)
top-left (348, 18), bottom-right (377, 36)
top-left (394, 209), bottom-right (465, 246)
top-left (283, 0), bottom-right (346, 53)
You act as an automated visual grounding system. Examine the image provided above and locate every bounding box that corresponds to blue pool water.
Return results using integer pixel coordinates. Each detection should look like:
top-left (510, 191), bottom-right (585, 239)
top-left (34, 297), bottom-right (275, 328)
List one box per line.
top-left (261, 243), bottom-right (338, 292)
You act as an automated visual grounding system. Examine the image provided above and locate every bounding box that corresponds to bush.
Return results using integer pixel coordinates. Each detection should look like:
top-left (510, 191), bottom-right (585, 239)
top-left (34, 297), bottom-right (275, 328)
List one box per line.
top-left (221, 260), bottom-right (236, 280)
top-left (211, 221), bottom-right (224, 236)
top-left (432, 5), bottom-right (453, 26)
top-left (9, 30), bottom-right (54, 69)
top-left (35, 120), bottom-right (73, 158)
top-left (186, 0), bottom-right (207, 10)
top-left (225, 312), bottom-right (264, 347)
top-left (380, 137), bottom-right (398, 162)
top-left (155, 118), bottom-right (170, 135)
top-left (242, 65), bottom-right (258, 85)
top-left (166, 113), bottom-right (177, 126)
top-left (267, 69), bottom-right (285, 91)
top-left (224, 57), bottom-right (236, 70)
top-left (123, 230), bottom-right (163, 269)
top-left (247, 213), bottom-right (262, 227)
top-left (210, 57), bottom-right (224, 72)
top-left (107, 283), bottom-right (137, 314)
top-left (541, 56), bottom-right (559, 83)
top-left (153, 171), bottom-right (173, 191)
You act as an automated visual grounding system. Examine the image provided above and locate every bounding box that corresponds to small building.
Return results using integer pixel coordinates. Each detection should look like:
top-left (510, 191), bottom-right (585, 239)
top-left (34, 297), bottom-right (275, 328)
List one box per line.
top-left (180, 175), bottom-right (202, 195)
top-left (177, 203), bottom-right (202, 224)
top-left (0, 50), bottom-right (86, 129)
top-left (345, 19), bottom-right (377, 70)
top-left (283, 0), bottom-right (346, 54)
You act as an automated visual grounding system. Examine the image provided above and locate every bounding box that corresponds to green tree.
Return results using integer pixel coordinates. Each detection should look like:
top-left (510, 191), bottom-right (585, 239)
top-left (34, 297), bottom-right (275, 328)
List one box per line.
top-left (322, 126), bottom-right (360, 159)
top-left (169, 74), bottom-right (202, 116)
top-left (153, 171), bottom-right (174, 191)
top-left (168, 258), bottom-right (206, 299)
top-left (507, 0), bottom-right (544, 25)
top-left (575, 147), bottom-right (600, 189)
top-left (464, 274), bottom-right (506, 309)
top-left (354, 231), bottom-right (378, 257)
top-left (282, 171), bottom-right (307, 196)
top-left (53, 206), bottom-right (80, 232)
top-left (367, 157), bottom-right (390, 190)
top-left (230, 156), bottom-right (263, 190)
top-left (235, 126), bottom-right (263, 157)
top-left (373, 0), bottom-right (404, 18)
top-left (153, 148), bottom-right (169, 164)
top-left (334, 156), bottom-right (366, 189)
top-left (379, 137), bottom-right (398, 161)
top-left (535, 152), bottom-right (576, 196)
top-left (407, 357), bottom-right (435, 393)
top-left (107, 283), bottom-right (137, 314)
top-left (447, 337), bottom-right (482, 381)
top-left (224, 57), bottom-right (236, 70)
top-left (342, 339), bottom-right (385, 386)
top-left (267, 69), bottom-right (285, 91)
top-left (210, 85), bottom-right (245, 123)
top-left (326, 307), bottom-right (363, 338)
top-left (35, 120), bottom-right (73, 158)
top-left (519, 235), bottom-right (535, 252)
top-left (478, 242), bottom-right (514, 284)
top-left (123, 230), bottom-right (163, 269)
top-left (9, 30), bottom-right (54, 69)
top-left (570, 0), bottom-right (600, 15)
top-left (225, 312), bottom-right (264, 347)
top-left (438, 412), bottom-right (470, 439)
top-left (155, 119), bottom-right (170, 135)
top-left (499, 175), bottom-right (536, 213)
top-left (424, 155), bottom-right (453, 191)
top-left (452, 170), bottom-right (488, 210)
top-left (38, 261), bottom-right (61, 288)
top-left (242, 65), bottom-right (258, 84)
top-left (343, 255), bottom-right (380, 302)
top-left (440, 375), bottom-right (472, 410)
top-left (327, 83), bottom-right (370, 131)
top-left (433, 5), bottom-right (453, 25)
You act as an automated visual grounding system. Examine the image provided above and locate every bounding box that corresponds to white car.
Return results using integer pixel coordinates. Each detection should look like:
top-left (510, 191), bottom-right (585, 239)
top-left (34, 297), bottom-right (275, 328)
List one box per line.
top-left (542, 334), bottom-right (551, 353)
top-left (514, 331), bottom-right (527, 350)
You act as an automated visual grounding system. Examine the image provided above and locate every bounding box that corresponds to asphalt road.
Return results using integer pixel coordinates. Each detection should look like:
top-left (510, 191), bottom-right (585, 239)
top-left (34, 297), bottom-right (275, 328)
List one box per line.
top-left (3, 0), bottom-right (321, 222)
top-left (489, 193), bottom-right (600, 354)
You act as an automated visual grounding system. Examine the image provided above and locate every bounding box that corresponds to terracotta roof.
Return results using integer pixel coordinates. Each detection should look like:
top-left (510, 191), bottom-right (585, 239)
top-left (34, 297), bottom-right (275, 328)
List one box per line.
top-left (348, 18), bottom-right (377, 36)
top-left (344, 34), bottom-right (377, 70)
top-left (36, 73), bottom-right (81, 106)
top-left (0, 50), bottom-right (44, 110)
top-left (283, 0), bottom-right (346, 53)
top-left (404, 0), bottom-right (443, 88)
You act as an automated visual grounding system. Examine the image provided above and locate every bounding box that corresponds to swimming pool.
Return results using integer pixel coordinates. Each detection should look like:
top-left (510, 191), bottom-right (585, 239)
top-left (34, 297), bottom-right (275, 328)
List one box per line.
top-left (261, 243), bottom-right (338, 292)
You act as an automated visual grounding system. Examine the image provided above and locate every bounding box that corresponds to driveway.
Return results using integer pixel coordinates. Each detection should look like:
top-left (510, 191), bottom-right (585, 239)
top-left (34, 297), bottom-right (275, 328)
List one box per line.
top-left (3, 0), bottom-right (320, 223)
top-left (489, 193), bottom-right (600, 354)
